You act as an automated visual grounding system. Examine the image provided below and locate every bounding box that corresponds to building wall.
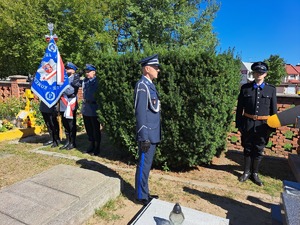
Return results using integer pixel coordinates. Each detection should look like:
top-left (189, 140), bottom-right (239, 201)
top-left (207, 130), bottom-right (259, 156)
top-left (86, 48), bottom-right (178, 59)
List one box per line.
top-left (0, 75), bottom-right (83, 101)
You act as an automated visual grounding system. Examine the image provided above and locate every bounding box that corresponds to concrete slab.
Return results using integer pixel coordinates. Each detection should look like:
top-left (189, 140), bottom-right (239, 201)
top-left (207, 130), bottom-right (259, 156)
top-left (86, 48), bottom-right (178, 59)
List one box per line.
top-left (288, 154), bottom-right (300, 182)
top-left (130, 198), bottom-right (229, 225)
top-left (0, 164), bottom-right (121, 225)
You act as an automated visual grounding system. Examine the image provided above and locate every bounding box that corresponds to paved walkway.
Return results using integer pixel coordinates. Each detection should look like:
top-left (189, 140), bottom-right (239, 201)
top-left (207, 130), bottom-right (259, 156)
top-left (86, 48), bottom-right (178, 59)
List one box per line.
top-left (0, 164), bottom-right (121, 225)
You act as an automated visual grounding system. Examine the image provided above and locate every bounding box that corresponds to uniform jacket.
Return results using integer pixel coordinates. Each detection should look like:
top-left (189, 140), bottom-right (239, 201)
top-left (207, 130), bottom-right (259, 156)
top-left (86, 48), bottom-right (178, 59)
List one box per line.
top-left (236, 81), bottom-right (277, 132)
top-left (81, 76), bottom-right (99, 117)
top-left (59, 73), bottom-right (80, 112)
top-left (134, 76), bottom-right (161, 143)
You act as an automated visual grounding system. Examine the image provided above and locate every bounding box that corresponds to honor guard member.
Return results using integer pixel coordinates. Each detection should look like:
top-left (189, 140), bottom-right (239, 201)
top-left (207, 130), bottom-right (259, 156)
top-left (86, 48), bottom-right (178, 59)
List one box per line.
top-left (59, 62), bottom-right (81, 150)
top-left (134, 54), bottom-right (161, 206)
top-left (236, 61), bottom-right (277, 186)
top-left (81, 64), bottom-right (101, 156)
top-left (39, 101), bottom-right (60, 148)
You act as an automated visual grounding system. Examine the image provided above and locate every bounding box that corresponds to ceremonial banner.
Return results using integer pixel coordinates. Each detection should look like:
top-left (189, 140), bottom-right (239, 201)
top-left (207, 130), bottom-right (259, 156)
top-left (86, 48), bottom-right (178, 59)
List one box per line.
top-left (31, 37), bottom-right (69, 108)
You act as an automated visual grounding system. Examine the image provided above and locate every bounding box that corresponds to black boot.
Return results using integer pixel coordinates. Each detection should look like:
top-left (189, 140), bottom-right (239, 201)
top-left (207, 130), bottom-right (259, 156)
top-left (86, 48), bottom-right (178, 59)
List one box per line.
top-left (85, 142), bottom-right (95, 153)
top-left (59, 134), bottom-right (70, 150)
top-left (93, 142), bottom-right (101, 156)
top-left (43, 140), bottom-right (53, 146)
top-left (51, 139), bottom-right (60, 148)
top-left (67, 135), bottom-right (76, 150)
top-left (51, 134), bottom-right (60, 148)
top-left (239, 156), bottom-right (251, 182)
top-left (252, 158), bottom-right (263, 186)
top-left (43, 130), bottom-right (53, 146)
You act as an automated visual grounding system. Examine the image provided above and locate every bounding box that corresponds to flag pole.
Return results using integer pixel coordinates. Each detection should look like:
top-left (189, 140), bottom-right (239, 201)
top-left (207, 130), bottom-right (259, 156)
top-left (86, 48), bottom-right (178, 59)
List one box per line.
top-left (48, 23), bottom-right (53, 37)
top-left (47, 23), bottom-right (63, 141)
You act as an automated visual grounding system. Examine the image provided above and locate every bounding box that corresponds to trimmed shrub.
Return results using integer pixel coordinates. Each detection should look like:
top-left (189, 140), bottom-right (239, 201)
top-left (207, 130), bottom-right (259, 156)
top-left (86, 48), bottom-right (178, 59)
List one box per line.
top-left (97, 48), bottom-right (241, 169)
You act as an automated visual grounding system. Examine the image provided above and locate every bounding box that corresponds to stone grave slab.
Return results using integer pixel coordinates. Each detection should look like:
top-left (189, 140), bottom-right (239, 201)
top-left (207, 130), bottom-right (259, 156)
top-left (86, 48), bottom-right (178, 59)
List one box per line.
top-left (281, 192), bottom-right (300, 225)
top-left (129, 198), bottom-right (229, 225)
top-left (0, 164), bottom-right (121, 225)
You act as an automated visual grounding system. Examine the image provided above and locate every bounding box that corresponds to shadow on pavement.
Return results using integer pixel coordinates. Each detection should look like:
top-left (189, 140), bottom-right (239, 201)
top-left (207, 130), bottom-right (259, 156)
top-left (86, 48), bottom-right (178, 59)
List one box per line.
top-left (76, 158), bottom-right (136, 203)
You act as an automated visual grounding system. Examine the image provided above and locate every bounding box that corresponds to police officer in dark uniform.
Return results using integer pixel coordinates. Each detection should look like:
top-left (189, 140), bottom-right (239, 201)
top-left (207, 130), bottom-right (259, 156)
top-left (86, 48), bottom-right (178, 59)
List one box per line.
top-left (40, 101), bottom-right (60, 147)
top-left (236, 61), bottom-right (277, 186)
top-left (134, 54), bottom-right (161, 205)
top-left (59, 62), bottom-right (81, 150)
top-left (81, 64), bottom-right (101, 156)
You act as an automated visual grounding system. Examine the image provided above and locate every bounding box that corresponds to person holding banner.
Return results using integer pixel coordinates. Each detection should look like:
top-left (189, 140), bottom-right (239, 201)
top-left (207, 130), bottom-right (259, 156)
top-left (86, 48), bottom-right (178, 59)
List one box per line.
top-left (31, 32), bottom-right (70, 148)
top-left (40, 101), bottom-right (60, 147)
top-left (81, 64), bottom-right (101, 156)
top-left (59, 62), bottom-right (81, 150)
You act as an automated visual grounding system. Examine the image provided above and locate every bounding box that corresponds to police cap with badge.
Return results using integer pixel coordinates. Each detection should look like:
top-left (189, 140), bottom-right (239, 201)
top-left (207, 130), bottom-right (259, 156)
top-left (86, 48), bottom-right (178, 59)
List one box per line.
top-left (65, 62), bottom-right (78, 71)
top-left (251, 61), bottom-right (268, 73)
top-left (85, 64), bottom-right (97, 71)
top-left (139, 54), bottom-right (160, 67)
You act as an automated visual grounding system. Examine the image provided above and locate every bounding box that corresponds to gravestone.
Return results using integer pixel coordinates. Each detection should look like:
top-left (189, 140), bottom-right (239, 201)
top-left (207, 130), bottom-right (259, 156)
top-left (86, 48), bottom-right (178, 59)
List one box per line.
top-left (282, 180), bottom-right (300, 225)
top-left (129, 198), bottom-right (229, 225)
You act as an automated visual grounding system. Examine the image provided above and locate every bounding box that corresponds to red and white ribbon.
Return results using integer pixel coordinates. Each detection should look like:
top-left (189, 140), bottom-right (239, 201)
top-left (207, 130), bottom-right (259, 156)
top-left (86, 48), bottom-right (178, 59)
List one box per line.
top-left (61, 94), bottom-right (76, 119)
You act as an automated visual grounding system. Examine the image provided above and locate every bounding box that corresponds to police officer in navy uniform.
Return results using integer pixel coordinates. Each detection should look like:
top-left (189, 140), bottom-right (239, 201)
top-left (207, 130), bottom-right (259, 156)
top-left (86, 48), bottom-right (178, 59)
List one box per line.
top-left (40, 101), bottom-right (60, 147)
top-left (236, 61), bottom-right (277, 186)
top-left (81, 64), bottom-right (101, 156)
top-left (59, 62), bottom-right (81, 150)
top-left (134, 54), bottom-right (161, 205)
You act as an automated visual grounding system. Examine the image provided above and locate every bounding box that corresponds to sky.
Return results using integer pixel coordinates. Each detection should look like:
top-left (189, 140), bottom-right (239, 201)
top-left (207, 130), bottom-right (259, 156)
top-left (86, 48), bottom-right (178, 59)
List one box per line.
top-left (213, 0), bottom-right (300, 65)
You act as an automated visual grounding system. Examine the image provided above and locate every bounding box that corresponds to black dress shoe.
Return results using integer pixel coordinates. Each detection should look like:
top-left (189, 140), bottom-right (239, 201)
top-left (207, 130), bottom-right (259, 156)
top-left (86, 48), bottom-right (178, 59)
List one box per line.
top-left (93, 151), bottom-right (100, 156)
top-left (148, 194), bottom-right (159, 199)
top-left (85, 145), bottom-right (94, 154)
top-left (252, 173), bottom-right (263, 186)
top-left (135, 198), bottom-right (150, 206)
top-left (43, 140), bottom-right (53, 146)
top-left (66, 143), bottom-right (76, 150)
top-left (239, 172), bottom-right (251, 182)
top-left (51, 140), bottom-right (60, 148)
top-left (59, 143), bottom-right (69, 150)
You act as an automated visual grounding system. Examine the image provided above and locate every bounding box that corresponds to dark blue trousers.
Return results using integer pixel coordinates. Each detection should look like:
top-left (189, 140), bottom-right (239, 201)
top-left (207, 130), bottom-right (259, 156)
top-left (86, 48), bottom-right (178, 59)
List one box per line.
top-left (83, 115), bottom-right (101, 143)
top-left (241, 127), bottom-right (271, 160)
top-left (135, 143), bottom-right (156, 200)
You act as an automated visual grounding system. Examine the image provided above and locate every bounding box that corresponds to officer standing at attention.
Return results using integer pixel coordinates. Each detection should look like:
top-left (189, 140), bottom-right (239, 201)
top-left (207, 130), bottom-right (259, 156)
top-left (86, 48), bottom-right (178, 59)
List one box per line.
top-left (40, 101), bottom-right (60, 148)
top-left (81, 64), bottom-right (101, 156)
top-left (236, 61), bottom-right (277, 186)
top-left (134, 54), bottom-right (161, 205)
top-left (59, 62), bottom-right (81, 150)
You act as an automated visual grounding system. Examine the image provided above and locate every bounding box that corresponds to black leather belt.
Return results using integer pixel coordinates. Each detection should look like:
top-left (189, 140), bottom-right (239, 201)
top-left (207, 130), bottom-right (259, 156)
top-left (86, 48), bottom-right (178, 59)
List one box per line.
top-left (244, 113), bottom-right (269, 120)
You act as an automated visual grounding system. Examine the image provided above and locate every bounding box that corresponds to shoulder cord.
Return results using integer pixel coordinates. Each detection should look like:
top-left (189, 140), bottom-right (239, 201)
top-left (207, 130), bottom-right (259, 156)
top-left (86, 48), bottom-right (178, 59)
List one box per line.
top-left (134, 81), bottom-right (160, 112)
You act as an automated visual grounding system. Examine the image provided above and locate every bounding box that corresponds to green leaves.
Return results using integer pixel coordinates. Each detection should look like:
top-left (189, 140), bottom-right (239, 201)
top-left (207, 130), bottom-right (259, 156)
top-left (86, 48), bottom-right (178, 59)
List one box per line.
top-left (264, 55), bottom-right (286, 86)
top-left (0, 0), bottom-right (220, 77)
top-left (96, 49), bottom-right (240, 169)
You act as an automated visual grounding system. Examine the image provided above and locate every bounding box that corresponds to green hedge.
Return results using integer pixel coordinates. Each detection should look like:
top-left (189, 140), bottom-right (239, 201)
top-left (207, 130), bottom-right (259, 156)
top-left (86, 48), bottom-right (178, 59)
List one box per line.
top-left (96, 48), bottom-right (241, 169)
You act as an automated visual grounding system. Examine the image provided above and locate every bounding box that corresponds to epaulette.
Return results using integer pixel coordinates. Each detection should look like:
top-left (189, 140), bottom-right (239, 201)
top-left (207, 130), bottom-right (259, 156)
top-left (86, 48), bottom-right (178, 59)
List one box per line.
top-left (265, 83), bottom-right (276, 88)
top-left (241, 82), bottom-right (253, 88)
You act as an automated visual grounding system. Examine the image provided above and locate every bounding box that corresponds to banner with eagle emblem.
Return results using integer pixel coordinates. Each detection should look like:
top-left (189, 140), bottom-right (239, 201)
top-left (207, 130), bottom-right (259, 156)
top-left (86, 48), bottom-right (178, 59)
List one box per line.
top-left (31, 37), bottom-right (69, 108)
